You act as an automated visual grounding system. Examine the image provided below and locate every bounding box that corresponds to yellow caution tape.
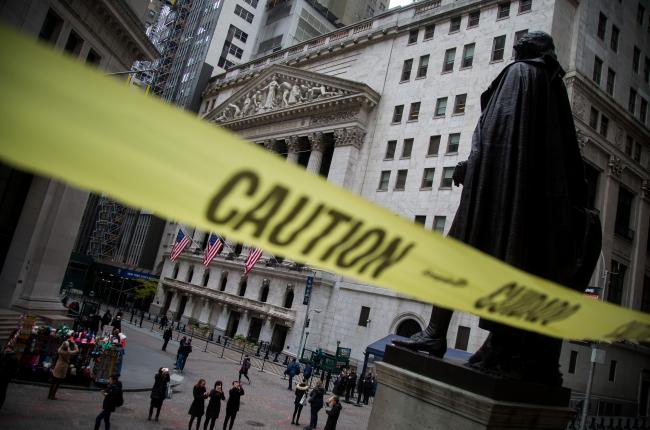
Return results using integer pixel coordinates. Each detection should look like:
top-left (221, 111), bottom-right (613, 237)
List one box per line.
top-left (0, 26), bottom-right (648, 342)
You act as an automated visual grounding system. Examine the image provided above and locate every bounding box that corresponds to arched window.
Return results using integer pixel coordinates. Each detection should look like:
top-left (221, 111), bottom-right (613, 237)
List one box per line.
top-left (259, 279), bottom-right (270, 302)
top-left (283, 285), bottom-right (294, 308)
top-left (238, 276), bottom-right (248, 297)
top-left (219, 272), bottom-right (228, 291)
top-left (202, 270), bottom-right (210, 287)
top-left (396, 319), bottom-right (422, 338)
top-left (172, 263), bottom-right (179, 279)
top-left (186, 265), bottom-right (194, 283)
top-left (201, 232), bottom-right (210, 249)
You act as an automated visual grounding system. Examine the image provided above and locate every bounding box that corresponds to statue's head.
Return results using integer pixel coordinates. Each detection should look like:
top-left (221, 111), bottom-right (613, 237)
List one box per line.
top-left (514, 31), bottom-right (556, 61)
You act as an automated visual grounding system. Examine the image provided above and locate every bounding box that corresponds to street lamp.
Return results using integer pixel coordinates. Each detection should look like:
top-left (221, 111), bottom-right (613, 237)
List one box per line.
top-left (298, 308), bottom-right (321, 360)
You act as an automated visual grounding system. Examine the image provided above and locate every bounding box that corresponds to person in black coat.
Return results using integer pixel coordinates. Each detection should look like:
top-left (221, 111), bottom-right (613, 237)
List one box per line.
top-left (238, 355), bottom-right (251, 384)
top-left (90, 313), bottom-right (102, 335)
top-left (162, 327), bottom-right (173, 351)
top-left (291, 382), bottom-right (308, 426)
top-left (101, 310), bottom-right (112, 331)
top-left (94, 375), bottom-right (123, 430)
top-left (204, 380), bottom-right (225, 430)
top-left (188, 379), bottom-right (208, 430)
top-left (111, 315), bottom-right (122, 332)
top-left (149, 368), bottom-right (170, 421)
top-left (324, 396), bottom-right (342, 430)
top-left (306, 379), bottom-right (325, 430)
top-left (363, 373), bottom-right (375, 405)
top-left (0, 338), bottom-right (19, 410)
top-left (345, 371), bottom-right (356, 403)
top-left (223, 381), bottom-right (244, 430)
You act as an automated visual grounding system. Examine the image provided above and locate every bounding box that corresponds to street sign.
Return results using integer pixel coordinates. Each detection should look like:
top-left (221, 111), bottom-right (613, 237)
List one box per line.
top-left (303, 276), bottom-right (313, 305)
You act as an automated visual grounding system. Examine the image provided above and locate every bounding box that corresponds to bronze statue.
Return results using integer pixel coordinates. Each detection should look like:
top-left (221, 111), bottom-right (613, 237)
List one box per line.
top-left (394, 32), bottom-right (601, 386)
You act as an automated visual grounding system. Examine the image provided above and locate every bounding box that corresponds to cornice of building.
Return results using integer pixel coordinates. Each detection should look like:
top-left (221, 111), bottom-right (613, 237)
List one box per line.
top-left (97, 0), bottom-right (160, 61)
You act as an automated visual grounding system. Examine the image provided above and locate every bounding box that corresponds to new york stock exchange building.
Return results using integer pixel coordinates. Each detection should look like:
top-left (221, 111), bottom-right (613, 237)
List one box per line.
top-left (150, 1), bottom-right (650, 410)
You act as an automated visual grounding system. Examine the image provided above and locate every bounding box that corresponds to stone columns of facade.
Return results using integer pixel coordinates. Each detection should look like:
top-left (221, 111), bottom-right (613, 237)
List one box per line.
top-left (259, 317), bottom-right (274, 343)
top-left (6, 178), bottom-right (89, 320)
top-left (327, 127), bottom-right (366, 189)
top-left (182, 294), bottom-right (194, 320)
top-left (628, 180), bottom-right (650, 309)
top-left (215, 304), bottom-right (229, 333)
top-left (306, 132), bottom-right (325, 174)
top-left (598, 155), bottom-right (624, 280)
top-left (198, 298), bottom-right (211, 323)
top-left (286, 135), bottom-right (300, 163)
top-left (237, 310), bottom-right (251, 338)
top-left (263, 139), bottom-right (277, 154)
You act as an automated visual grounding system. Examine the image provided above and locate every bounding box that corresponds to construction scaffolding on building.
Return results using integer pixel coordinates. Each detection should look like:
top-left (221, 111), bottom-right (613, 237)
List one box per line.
top-left (87, 197), bottom-right (126, 261)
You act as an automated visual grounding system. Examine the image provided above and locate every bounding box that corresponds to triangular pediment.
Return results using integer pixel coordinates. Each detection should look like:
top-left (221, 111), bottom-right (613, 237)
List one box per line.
top-left (205, 64), bottom-right (379, 126)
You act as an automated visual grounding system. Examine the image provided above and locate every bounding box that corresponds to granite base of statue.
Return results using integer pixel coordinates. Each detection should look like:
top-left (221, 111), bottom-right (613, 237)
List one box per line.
top-left (367, 345), bottom-right (574, 430)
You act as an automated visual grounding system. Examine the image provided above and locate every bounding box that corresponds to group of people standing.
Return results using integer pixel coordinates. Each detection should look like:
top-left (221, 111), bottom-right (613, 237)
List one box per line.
top-left (291, 378), bottom-right (341, 430)
top-left (333, 369), bottom-right (375, 405)
top-left (187, 379), bottom-right (244, 430)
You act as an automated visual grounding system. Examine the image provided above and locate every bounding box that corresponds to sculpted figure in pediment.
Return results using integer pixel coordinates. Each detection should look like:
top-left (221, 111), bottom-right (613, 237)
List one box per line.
top-left (241, 93), bottom-right (253, 117)
top-left (260, 76), bottom-right (280, 110)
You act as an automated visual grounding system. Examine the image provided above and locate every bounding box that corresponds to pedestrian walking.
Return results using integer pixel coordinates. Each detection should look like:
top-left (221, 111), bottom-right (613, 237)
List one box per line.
top-left (223, 381), bottom-right (244, 430)
top-left (181, 339), bottom-right (193, 371)
top-left (188, 378), bottom-right (209, 430)
top-left (345, 370), bottom-right (356, 403)
top-left (93, 374), bottom-right (123, 430)
top-left (355, 373), bottom-right (364, 405)
top-left (302, 363), bottom-right (312, 384)
top-left (238, 355), bottom-right (251, 384)
top-left (48, 340), bottom-right (79, 400)
top-left (101, 310), bottom-right (112, 331)
top-left (324, 396), bottom-right (342, 430)
top-left (159, 315), bottom-right (168, 329)
top-left (363, 373), bottom-right (374, 405)
top-left (204, 380), bottom-right (225, 430)
top-left (0, 335), bottom-right (19, 409)
top-left (149, 367), bottom-right (170, 421)
top-left (287, 358), bottom-right (299, 390)
top-left (291, 382), bottom-right (308, 426)
top-left (176, 336), bottom-right (188, 370)
top-left (162, 327), bottom-right (173, 351)
top-left (305, 378), bottom-right (325, 430)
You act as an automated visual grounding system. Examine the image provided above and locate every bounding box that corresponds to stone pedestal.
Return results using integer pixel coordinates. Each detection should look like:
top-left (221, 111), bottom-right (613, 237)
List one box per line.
top-left (368, 346), bottom-right (574, 430)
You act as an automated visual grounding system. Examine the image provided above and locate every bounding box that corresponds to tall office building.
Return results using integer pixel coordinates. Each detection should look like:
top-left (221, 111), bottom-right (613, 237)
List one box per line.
top-left (318, 0), bottom-right (390, 25)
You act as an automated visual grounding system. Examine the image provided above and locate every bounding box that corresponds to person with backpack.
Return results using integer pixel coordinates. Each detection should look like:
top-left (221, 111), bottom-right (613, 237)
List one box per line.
top-left (287, 358), bottom-right (300, 390)
top-left (302, 363), bottom-right (312, 384)
top-left (149, 368), bottom-right (170, 421)
top-left (162, 327), bottom-right (173, 351)
top-left (305, 379), bottom-right (325, 430)
top-left (238, 355), bottom-right (251, 384)
top-left (94, 374), bottom-right (123, 430)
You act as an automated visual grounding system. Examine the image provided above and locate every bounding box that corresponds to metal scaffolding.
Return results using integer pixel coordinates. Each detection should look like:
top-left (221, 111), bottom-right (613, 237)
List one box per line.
top-left (87, 197), bottom-right (126, 260)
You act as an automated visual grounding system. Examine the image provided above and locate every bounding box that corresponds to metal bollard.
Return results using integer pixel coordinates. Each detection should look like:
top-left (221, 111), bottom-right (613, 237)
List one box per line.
top-left (139, 313), bottom-right (144, 327)
top-left (255, 345), bottom-right (261, 357)
top-left (273, 352), bottom-right (279, 363)
top-left (239, 349), bottom-right (245, 364)
top-left (204, 339), bottom-right (209, 352)
top-left (220, 342), bottom-right (225, 359)
top-left (264, 350), bottom-right (269, 360)
top-left (259, 355), bottom-right (266, 372)
top-left (151, 320), bottom-right (155, 331)
top-left (130, 311), bottom-right (134, 324)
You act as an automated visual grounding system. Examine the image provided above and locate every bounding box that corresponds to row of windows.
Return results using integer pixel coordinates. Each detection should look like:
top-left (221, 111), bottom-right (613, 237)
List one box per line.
top-left (414, 214), bottom-right (446, 234)
top-left (384, 134), bottom-right (460, 160)
top-left (589, 106), bottom-right (643, 164)
top-left (243, 0), bottom-right (258, 8)
top-left (406, 0), bottom-right (531, 45)
top-left (377, 166), bottom-right (457, 192)
top-left (39, 9), bottom-right (102, 65)
top-left (596, 10), bottom-right (650, 82)
top-left (567, 350), bottom-right (618, 383)
top-left (234, 4), bottom-right (254, 23)
top-left (228, 24), bottom-right (248, 44)
top-left (391, 94), bottom-right (467, 123)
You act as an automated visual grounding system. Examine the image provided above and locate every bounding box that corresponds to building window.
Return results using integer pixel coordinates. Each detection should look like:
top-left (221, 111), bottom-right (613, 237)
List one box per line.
top-left (606, 68), bottom-right (616, 96)
top-left (645, 57), bottom-right (650, 83)
top-left (408, 102), bottom-right (421, 121)
top-left (228, 24), bottom-right (248, 43)
top-left (283, 287), bottom-right (294, 308)
top-left (589, 107), bottom-right (599, 129)
top-left (453, 94), bottom-right (467, 114)
top-left (599, 115), bottom-right (609, 138)
top-left (395, 169), bottom-right (408, 190)
top-left (609, 360), bottom-right (617, 382)
top-left (497, 2), bottom-right (511, 19)
top-left (568, 351), bottom-right (578, 374)
top-left (592, 56), bottom-right (603, 84)
top-left (514, 29), bottom-right (529, 45)
top-left (435, 97), bottom-right (448, 117)
top-left (244, 0), bottom-right (258, 8)
top-left (414, 215), bottom-right (426, 225)
top-left (219, 272), bottom-right (228, 291)
top-left (428, 136), bottom-right (441, 156)
top-left (625, 135), bottom-right (633, 156)
top-left (597, 12), bottom-right (607, 40)
top-left (421, 168), bottom-right (435, 189)
top-left (610, 25), bottom-right (619, 52)
top-left (468, 10), bottom-right (480, 28)
top-left (64, 31), bottom-right (84, 56)
top-left (385, 140), bottom-right (397, 159)
top-left (86, 49), bottom-right (102, 66)
top-left (402, 138), bottom-right (414, 157)
top-left (234, 4), bottom-right (254, 23)
top-left (408, 29), bottom-right (419, 44)
top-left (378, 171), bottom-right (391, 191)
top-left (433, 216), bottom-right (446, 233)
top-left (259, 279), bottom-right (270, 302)
top-left (358, 306), bottom-right (371, 327)
top-left (455, 326), bottom-right (470, 351)
top-left (638, 3), bottom-right (645, 25)
top-left (633, 142), bottom-right (641, 162)
top-left (225, 40), bottom-right (244, 59)
top-left (633, 46), bottom-right (641, 72)
top-left (401, 58), bottom-right (413, 81)
top-left (443, 48), bottom-right (456, 72)
top-left (424, 24), bottom-right (435, 40)
top-left (447, 133), bottom-right (461, 153)
top-left (39, 9), bottom-right (64, 45)
top-left (172, 263), bottom-right (180, 278)
top-left (640, 98), bottom-right (648, 124)
top-left (440, 167), bottom-right (454, 188)
top-left (462, 43), bottom-right (475, 68)
top-left (238, 276), bottom-right (247, 296)
top-left (449, 16), bottom-right (461, 33)
top-left (641, 275), bottom-right (650, 313)
top-left (416, 54), bottom-right (429, 78)
top-left (608, 260), bottom-right (627, 304)
top-left (491, 35), bottom-right (506, 61)
top-left (392, 105), bottom-right (404, 123)
top-left (629, 88), bottom-right (637, 114)
top-left (584, 163), bottom-right (599, 210)
top-left (186, 265), bottom-right (194, 283)
top-left (519, 0), bottom-right (532, 13)
top-left (615, 187), bottom-right (634, 240)
top-left (202, 270), bottom-right (210, 287)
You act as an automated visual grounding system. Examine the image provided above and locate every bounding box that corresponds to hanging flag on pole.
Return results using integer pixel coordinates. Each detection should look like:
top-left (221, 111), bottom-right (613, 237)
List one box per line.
top-left (203, 233), bottom-right (224, 267)
top-left (170, 230), bottom-right (190, 261)
top-left (244, 247), bottom-right (263, 275)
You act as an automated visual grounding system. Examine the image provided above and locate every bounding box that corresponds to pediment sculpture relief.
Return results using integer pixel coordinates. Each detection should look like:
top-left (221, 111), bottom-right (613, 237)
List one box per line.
top-left (213, 74), bottom-right (350, 123)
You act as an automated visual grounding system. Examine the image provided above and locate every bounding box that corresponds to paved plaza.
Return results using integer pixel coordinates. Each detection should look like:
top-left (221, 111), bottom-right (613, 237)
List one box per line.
top-left (0, 321), bottom-right (373, 430)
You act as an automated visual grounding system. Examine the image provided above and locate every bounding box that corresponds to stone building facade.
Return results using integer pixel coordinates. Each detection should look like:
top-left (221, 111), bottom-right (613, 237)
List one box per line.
top-left (152, 0), bottom-right (649, 414)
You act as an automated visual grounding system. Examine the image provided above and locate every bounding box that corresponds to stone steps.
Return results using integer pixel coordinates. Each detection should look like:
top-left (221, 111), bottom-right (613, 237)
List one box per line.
top-left (0, 309), bottom-right (22, 347)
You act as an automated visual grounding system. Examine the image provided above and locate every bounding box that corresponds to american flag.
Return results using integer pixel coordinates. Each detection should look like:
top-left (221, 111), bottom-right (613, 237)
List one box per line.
top-left (203, 233), bottom-right (224, 267)
top-left (244, 247), bottom-right (263, 275)
top-left (170, 230), bottom-right (190, 261)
